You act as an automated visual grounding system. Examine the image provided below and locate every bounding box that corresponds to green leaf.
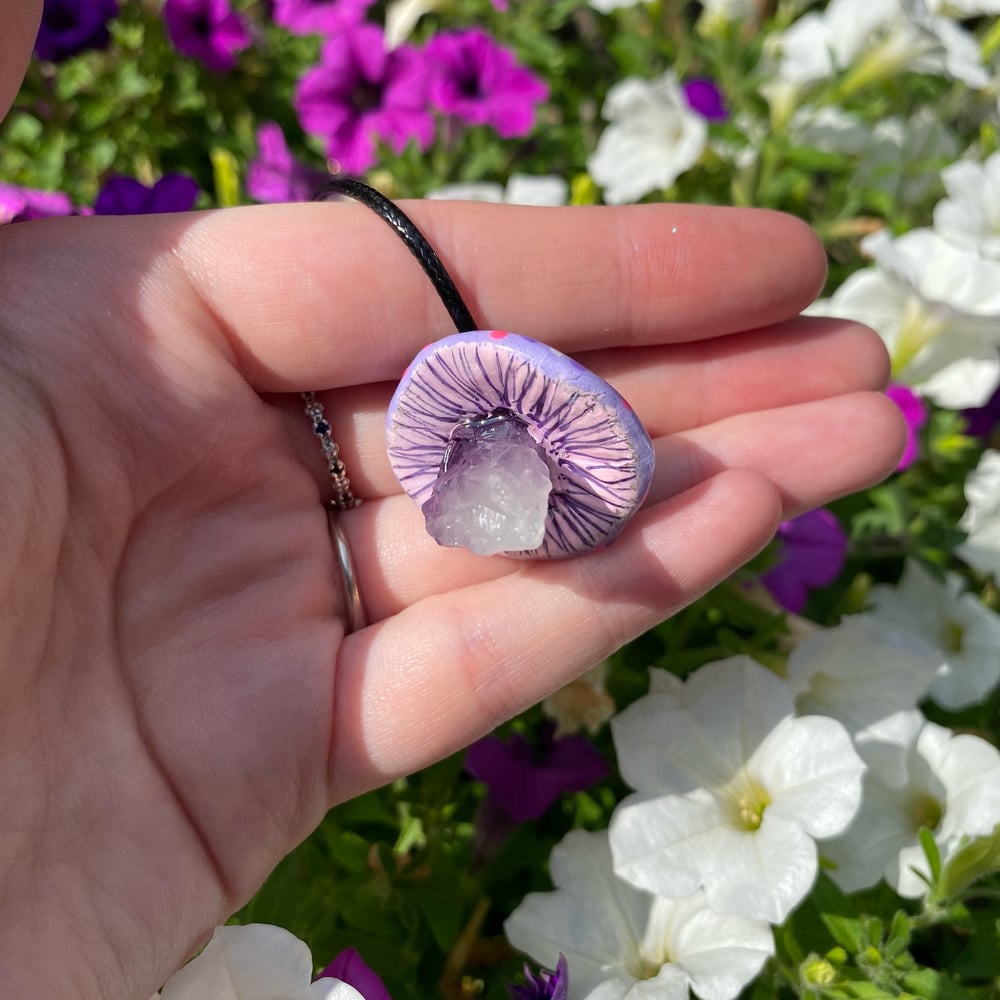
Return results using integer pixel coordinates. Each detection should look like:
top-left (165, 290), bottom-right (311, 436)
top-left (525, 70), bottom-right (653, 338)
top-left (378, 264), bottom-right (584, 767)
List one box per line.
top-left (5, 112), bottom-right (42, 146)
top-left (812, 874), bottom-right (865, 953)
top-left (934, 823), bottom-right (1000, 904)
top-left (840, 982), bottom-right (906, 1000)
top-left (884, 909), bottom-right (912, 961)
top-left (900, 967), bottom-right (976, 1000)
top-left (919, 828), bottom-right (943, 886)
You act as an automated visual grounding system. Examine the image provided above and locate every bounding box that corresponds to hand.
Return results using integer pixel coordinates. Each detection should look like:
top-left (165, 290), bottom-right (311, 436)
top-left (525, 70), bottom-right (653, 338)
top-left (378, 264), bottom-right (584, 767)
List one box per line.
top-left (0, 197), bottom-right (902, 997)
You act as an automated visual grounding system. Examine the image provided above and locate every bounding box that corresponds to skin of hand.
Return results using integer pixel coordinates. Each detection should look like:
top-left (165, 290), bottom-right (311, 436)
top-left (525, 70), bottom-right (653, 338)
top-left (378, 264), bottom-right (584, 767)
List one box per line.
top-left (0, 7), bottom-right (905, 997)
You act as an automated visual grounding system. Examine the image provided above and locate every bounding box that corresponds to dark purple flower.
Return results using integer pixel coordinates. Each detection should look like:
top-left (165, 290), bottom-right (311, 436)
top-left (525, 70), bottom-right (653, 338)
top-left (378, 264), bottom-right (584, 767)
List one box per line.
top-left (295, 24), bottom-right (434, 174)
top-left (247, 122), bottom-right (328, 202)
top-left (963, 382), bottom-right (1000, 439)
top-left (163, 0), bottom-right (251, 73)
top-left (465, 723), bottom-right (608, 823)
top-left (507, 955), bottom-right (569, 1000)
top-left (34, 0), bottom-right (118, 62)
top-left (682, 77), bottom-right (727, 121)
top-left (0, 182), bottom-right (74, 224)
top-left (94, 174), bottom-right (199, 215)
top-left (317, 948), bottom-right (391, 1000)
top-left (885, 383), bottom-right (927, 471)
top-left (425, 30), bottom-right (548, 138)
top-left (271, 0), bottom-right (372, 36)
top-left (760, 508), bottom-right (847, 614)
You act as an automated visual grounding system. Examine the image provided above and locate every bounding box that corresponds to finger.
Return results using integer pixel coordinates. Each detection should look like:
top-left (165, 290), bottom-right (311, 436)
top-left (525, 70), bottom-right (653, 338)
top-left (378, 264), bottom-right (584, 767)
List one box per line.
top-left (0, 0), bottom-right (40, 121)
top-left (341, 390), bottom-right (903, 621)
top-left (280, 316), bottom-right (890, 501)
top-left (329, 468), bottom-right (782, 798)
top-left (171, 201), bottom-right (827, 388)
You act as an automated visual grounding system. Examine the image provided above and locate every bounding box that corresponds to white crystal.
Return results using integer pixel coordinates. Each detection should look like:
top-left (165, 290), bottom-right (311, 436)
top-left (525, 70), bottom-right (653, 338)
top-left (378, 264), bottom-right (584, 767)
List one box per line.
top-left (423, 437), bottom-right (553, 556)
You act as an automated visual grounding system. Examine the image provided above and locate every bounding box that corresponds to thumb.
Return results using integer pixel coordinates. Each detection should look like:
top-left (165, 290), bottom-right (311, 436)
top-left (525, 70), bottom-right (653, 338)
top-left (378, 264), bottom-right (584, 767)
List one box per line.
top-left (0, 0), bottom-right (42, 123)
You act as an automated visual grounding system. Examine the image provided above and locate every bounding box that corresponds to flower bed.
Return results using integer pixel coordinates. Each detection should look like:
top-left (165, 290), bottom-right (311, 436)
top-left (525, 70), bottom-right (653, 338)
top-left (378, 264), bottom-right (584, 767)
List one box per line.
top-left (4, 1), bottom-right (999, 997)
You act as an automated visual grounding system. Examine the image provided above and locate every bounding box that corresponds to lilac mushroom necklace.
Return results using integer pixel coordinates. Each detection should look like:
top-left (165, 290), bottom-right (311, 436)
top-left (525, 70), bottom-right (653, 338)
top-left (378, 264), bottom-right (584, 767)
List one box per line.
top-left (314, 177), bottom-right (655, 560)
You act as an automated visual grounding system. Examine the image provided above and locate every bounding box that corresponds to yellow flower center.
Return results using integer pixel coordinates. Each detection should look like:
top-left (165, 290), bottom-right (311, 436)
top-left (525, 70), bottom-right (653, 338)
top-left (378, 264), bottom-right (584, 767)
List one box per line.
top-left (892, 297), bottom-right (945, 375)
top-left (629, 955), bottom-right (663, 980)
top-left (911, 792), bottom-right (943, 831)
top-left (942, 619), bottom-right (964, 654)
top-left (726, 776), bottom-right (772, 831)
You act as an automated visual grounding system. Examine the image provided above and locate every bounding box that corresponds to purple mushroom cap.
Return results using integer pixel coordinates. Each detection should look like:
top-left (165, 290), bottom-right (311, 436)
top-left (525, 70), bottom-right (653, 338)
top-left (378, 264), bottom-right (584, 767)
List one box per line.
top-left (386, 330), bottom-right (655, 558)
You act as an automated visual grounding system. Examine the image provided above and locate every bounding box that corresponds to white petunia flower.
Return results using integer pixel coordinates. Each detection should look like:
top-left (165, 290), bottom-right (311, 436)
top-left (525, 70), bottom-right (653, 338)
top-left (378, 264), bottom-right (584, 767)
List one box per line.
top-left (933, 152), bottom-right (1000, 260)
top-left (427, 173), bottom-right (568, 206)
top-left (587, 72), bottom-right (707, 205)
top-left (785, 615), bottom-right (941, 738)
top-left (788, 104), bottom-right (872, 155)
top-left (156, 924), bottom-right (362, 1000)
top-left (807, 227), bottom-right (1000, 408)
top-left (868, 559), bottom-right (1000, 710)
top-left (927, 0), bottom-right (1000, 19)
top-left (588, 0), bottom-right (649, 13)
top-left (823, 711), bottom-right (1000, 896)
top-left (504, 829), bottom-right (774, 1000)
top-left (608, 657), bottom-right (865, 924)
top-left (855, 112), bottom-right (958, 204)
top-left (771, 0), bottom-right (987, 90)
top-left (383, 0), bottom-right (438, 47)
top-left (957, 449), bottom-right (1000, 579)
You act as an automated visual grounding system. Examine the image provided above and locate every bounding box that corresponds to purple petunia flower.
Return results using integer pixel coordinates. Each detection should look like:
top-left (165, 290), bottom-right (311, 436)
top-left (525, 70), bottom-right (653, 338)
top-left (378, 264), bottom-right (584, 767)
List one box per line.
top-left (271, 0), bottom-right (373, 36)
top-left (885, 383), bottom-right (927, 471)
top-left (163, 0), bottom-right (252, 73)
top-left (0, 182), bottom-right (75, 224)
top-left (94, 174), bottom-right (199, 215)
top-left (247, 122), bottom-right (328, 202)
top-left (317, 948), bottom-right (392, 1000)
top-left (963, 382), bottom-right (1000, 439)
top-left (760, 508), bottom-right (847, 614)
top-left (465, 723), bottom-right (608, 823)
top-left (34, 0), bottom-right (119, 62)
top-left (507, 955), bottom-right (569, 1000)
top-left (682, 77), bottom-right (728, 121)
top-left (424, 30), bottom-right (548, 138)
top-left (294, 23), bottom-right (434, 174)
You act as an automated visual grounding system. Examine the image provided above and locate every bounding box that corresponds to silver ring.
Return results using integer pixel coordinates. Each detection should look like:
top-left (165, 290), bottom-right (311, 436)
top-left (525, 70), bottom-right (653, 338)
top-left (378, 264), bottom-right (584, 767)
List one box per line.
top-left (327, 507), bottom-right (365, 634)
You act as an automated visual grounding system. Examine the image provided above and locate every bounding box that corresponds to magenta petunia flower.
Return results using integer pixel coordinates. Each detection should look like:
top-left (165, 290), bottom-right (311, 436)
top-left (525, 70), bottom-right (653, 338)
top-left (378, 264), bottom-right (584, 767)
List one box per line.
top-left (424, 29), bottom-right (548, 138)
top-left (507, 955), bottom-right (569, 1000)
top-left (682, 77), bottom-right (728, 121)
top-left (760, 508), bottom-right (847, 614)
top-left (464, 724), bottom-right (608, 823)
top-left (94, 174), bottom-right (199, 215)
top-left (271, 0), bottom-right (373, 36)
top-left (885, 383), bottom-right (927, 470)
top-left (35, 0), bottom-right (118, 62)
top-left (294, 23), bottom-right (434, 174)
top-left (163, 0), bottom-right (252, 73)
top-left (0, 182), bottom-right (74, 224)
top-left (247, 122), bottom-right (328, 202)
top-left (317, 948), bottom-right (391, 1000)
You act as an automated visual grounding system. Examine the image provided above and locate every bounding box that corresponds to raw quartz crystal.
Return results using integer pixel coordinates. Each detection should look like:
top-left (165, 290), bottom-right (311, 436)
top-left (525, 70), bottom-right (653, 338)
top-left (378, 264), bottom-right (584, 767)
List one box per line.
top-left (422, 410), bottom-right (553, 556)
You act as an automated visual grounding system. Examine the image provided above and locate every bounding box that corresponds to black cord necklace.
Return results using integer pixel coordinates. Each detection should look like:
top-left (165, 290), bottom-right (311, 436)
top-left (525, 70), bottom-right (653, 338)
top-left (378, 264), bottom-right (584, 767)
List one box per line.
top-left (313, 177), bottom-right (478, 334)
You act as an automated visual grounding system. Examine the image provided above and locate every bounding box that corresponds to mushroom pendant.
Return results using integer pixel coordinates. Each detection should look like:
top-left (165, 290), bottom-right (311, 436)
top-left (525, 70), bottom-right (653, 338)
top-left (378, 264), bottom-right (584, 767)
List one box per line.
top-left (315, 177), bottom-right (655, 559)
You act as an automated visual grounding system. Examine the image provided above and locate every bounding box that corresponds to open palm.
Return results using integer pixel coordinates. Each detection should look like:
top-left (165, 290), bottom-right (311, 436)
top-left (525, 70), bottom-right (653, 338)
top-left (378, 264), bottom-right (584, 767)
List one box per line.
top-left (0, 201), bottom-right (902, 998)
